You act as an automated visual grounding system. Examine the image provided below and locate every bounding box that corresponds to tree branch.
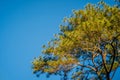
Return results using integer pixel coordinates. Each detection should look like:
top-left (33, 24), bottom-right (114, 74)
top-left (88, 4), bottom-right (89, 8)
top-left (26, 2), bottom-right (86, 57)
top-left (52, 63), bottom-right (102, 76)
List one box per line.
top-left (98, 48), bottom-right (108, 73)
top-left (109, 43), bottom-right (116, 72)
top-left (77, 63), bottom-right (97, 71)
top-left (111, 68), bottom-right (117, 79)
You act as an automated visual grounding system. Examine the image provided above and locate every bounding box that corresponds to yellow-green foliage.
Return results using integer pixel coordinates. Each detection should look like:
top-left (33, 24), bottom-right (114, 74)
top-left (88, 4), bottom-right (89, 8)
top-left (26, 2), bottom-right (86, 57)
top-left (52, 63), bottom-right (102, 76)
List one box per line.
top-left (32, 1), bottom-right (120, 79)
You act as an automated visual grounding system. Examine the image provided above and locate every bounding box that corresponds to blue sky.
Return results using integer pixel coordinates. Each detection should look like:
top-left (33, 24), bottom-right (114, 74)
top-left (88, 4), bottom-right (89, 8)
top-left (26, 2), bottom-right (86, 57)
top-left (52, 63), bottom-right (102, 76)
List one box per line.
top-left (0, 0), bottom-right (119, 80)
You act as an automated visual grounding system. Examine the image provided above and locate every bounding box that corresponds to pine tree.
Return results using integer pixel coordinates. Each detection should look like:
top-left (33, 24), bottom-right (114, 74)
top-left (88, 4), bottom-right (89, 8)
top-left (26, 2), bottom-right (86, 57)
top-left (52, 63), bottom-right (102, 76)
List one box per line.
top-left (32, 1), bottom-right (120, 80)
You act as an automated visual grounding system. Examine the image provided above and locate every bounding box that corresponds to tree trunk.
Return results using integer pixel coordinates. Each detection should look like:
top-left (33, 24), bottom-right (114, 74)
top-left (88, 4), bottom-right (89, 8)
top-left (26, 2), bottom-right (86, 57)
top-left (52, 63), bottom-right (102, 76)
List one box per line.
top-left (106, 72), bottom-right (110, 80)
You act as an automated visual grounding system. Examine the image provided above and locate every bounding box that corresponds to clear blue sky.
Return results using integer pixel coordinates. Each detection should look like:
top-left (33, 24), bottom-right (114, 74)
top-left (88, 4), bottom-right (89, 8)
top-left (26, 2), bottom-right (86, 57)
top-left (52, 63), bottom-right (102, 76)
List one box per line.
top-left (0, 0), bottom-right (119, 80)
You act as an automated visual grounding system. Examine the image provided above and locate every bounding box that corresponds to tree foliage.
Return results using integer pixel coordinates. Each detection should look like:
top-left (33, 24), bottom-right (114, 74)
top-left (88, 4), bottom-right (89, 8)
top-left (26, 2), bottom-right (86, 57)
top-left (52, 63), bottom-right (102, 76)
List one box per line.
top-left (32, 1), bottom-right (120, 80)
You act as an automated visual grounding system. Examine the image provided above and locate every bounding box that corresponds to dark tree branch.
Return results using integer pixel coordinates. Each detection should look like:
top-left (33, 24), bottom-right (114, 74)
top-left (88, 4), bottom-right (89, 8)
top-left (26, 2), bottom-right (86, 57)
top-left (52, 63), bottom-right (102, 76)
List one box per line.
top-left (109, 43), bottom-right (116, 72)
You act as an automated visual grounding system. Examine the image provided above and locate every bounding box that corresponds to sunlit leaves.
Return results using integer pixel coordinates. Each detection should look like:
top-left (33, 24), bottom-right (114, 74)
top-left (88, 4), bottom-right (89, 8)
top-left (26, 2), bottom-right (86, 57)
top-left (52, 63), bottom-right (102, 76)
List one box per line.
top-left (32, 1), bottom-right (120, 80)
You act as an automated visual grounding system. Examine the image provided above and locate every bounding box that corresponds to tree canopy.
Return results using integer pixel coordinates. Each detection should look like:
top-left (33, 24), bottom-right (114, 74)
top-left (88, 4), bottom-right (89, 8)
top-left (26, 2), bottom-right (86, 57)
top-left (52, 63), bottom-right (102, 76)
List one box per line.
top-left (32, 1), bottom-right (120, 80)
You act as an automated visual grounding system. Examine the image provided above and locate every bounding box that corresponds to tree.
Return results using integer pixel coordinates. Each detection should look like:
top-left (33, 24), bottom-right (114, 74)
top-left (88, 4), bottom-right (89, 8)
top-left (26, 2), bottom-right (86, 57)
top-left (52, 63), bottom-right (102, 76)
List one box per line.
top-left (32, 1), bottom-right (120, 80)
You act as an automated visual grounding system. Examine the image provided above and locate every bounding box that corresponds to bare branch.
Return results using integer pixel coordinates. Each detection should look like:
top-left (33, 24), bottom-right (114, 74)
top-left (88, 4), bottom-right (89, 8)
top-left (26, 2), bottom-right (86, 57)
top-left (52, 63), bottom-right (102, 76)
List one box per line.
top-left (98, 48), bottom-right (108, 73)
top-left (77, 63), bottom-right (97, 71)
